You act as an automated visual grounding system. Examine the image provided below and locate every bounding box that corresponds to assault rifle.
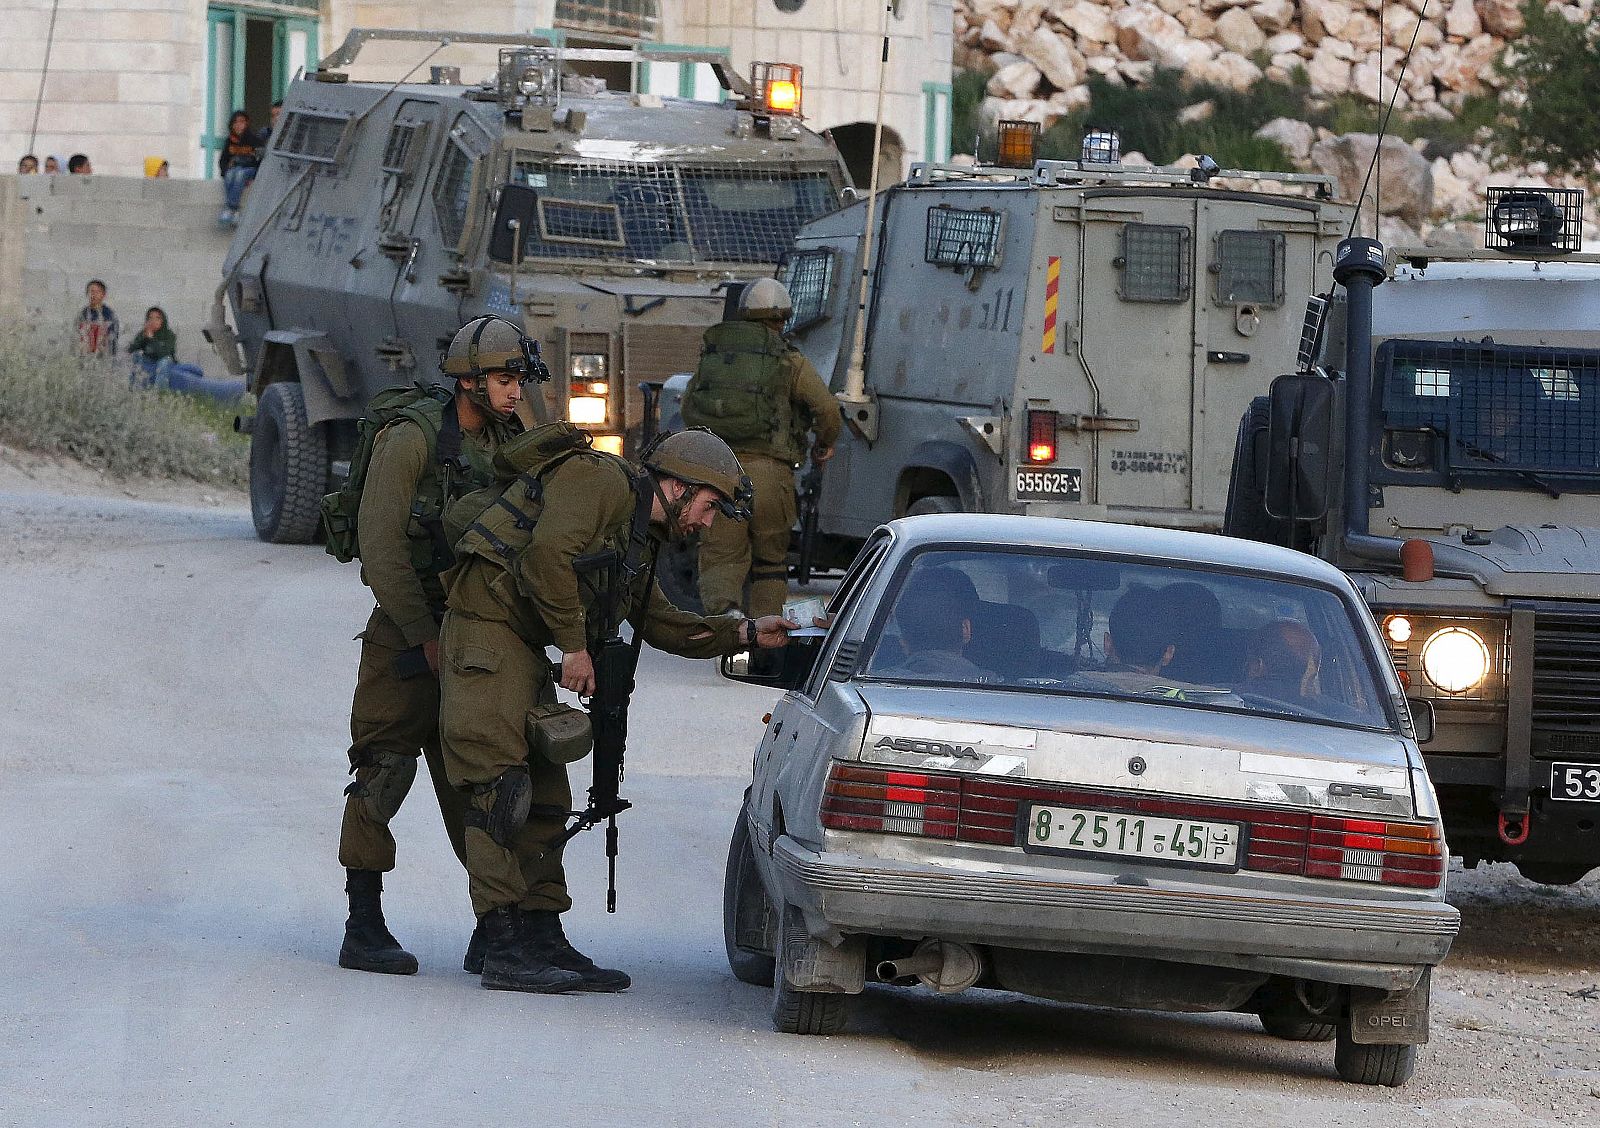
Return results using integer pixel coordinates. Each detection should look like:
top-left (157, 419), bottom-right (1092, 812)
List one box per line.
top-left (795, 458), bottom-right (824, 586)
top-left (551, 544), bottom-right (653, 912)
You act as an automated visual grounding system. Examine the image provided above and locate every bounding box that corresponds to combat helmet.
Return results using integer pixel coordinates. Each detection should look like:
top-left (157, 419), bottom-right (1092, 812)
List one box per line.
top-left (737, 277), bottom-right (793, 323)
top-left (641, 427), bottom-right (753, 520)
top-left (440, 315), bottom-right (552, 385)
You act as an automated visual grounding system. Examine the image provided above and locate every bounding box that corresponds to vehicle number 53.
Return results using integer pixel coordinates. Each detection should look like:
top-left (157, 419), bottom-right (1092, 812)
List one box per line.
top-left (1550, 762), bottom-right (1600, 802)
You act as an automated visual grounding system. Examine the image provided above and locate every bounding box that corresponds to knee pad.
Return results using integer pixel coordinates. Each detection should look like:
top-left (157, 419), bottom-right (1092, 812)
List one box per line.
top-left (468, 766), bottom-right (532, 848)
top-left (346, 750), bottom-right (418, 824)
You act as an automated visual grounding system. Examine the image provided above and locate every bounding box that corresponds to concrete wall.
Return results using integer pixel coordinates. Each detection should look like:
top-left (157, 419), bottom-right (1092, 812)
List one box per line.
top-left (0, 173), bottom-right (232, 370)
top-left (1, 0), bottom-right (208, 179)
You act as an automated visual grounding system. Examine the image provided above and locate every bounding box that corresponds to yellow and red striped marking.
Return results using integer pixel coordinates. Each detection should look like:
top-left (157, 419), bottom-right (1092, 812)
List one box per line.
top-left (1041, 256), bottom-right (1060, 354)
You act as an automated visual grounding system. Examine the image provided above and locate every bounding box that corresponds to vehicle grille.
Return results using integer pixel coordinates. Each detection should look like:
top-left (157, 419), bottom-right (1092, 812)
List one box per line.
top-left (1532, 608), bottom-right (1600, 736)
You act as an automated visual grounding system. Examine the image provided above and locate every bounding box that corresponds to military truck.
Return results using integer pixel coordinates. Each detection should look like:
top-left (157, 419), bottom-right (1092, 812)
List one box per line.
top-left (208, 28), bottom-right (850, 542)
top-left (753, 133), bottom-right (1354, 571)
top-left (1226, 191), bottom-right (1600, 884)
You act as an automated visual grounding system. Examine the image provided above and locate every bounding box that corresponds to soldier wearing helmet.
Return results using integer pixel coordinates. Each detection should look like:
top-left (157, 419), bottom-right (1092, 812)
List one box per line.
top-left (335, 315), bottom-right (536, 977)
top-left (682, 277), bottom-right (842, 618)
top-left (437, 425), bottom-right (794, 994)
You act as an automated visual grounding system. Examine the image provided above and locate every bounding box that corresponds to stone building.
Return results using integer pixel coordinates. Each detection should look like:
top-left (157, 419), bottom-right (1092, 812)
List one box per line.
top-left (1, 0), bottom-right (952, 186)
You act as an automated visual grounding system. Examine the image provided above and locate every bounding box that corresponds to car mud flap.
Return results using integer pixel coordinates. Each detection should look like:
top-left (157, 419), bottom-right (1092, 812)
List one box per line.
top-left (1348, 967), bottom-right (1430, 1045)
top-left (779, 903), bottom-right (865, 995)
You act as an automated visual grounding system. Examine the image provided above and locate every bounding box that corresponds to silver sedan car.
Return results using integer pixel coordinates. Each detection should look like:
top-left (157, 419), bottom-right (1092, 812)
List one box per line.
top-left (721, 515), bottom-right (1458, 1086)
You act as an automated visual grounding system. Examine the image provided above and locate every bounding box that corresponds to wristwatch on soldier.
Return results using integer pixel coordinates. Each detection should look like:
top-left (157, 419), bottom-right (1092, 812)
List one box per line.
top-left (742, 617), bottom-right (759, 647)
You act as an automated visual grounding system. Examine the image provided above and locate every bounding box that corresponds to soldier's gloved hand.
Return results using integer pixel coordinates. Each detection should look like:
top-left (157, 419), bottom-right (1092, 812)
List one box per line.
top-left (423, 639), bottom-right (440, 675)
top-left (561, 649), bottom-right (596, 696)
top-left (753, 616), bottom-right (799, 649)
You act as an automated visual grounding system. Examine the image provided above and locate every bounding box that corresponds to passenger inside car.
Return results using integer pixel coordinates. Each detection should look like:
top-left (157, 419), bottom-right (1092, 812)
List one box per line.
top-left (1239, 620), bottom-right (1323, 703)
top-left (1102, 585), bottom-right (1179, 676)
top-left (876, 567), bottom-right (997, 681)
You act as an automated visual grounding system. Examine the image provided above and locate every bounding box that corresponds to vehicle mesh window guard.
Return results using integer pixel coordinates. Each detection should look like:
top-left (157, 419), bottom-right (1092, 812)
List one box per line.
top-left (1380, 339), bottom-right (1600, 476)
top-left (1119, 224), bottom-right (1191, 303)
top-left (553, 0), bottom-right (661, 39)
top-left (924, 205), bottom-right (1003, 269)
top-left (381, 123), bottom-right (418, 173)
top-left (508, 158), bottom-right (837, 264)
top-left (781, 249), bottom-right (833, 332)
top-left (276, 112), bottom-right (347, 164)
top-left (434, 118), bottom-right (488, 249)
top-left (1214, 230), bottom-right (1284, 306)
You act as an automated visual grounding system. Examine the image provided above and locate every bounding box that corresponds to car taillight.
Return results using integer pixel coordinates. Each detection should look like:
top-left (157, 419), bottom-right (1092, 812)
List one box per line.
top-left (821, 764), bottom-right (958, 839)
top-left (1027, 410), bottom-right (1057, 463)
top-left (1306, 816), bottom-right (1446, 889)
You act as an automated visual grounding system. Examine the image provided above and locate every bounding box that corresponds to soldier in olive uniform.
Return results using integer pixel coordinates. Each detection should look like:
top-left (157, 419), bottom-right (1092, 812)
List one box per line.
top-left (337, 316), bottom-right (539, 975)
top-left (439, 429), bottom-right (794, 994)
top-left (685, 277), bottom-right (843, 618)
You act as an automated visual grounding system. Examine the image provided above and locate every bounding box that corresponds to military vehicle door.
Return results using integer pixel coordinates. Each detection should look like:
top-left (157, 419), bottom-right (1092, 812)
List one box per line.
top-left (388, 108), bottom-right (493, 384)
top-left (1194, 199), bottom-right (1327, 513)
top-left (1078, 197), bottom-right (1199, 510)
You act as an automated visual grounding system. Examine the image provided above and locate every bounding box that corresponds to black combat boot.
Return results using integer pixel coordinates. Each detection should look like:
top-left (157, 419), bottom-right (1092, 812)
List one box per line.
top-left (338, 869), bottom-right (419, 975)
top-left (524, 909), bottom-right (631, 992)
top-left (479, 906), bottom-right (583, 994)
top-left (462, 916), bottom-right (486, 974)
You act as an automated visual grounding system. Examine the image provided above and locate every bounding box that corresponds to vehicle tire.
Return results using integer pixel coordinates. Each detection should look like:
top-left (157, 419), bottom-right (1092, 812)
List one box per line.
top-left (906, 495), bottom-right (960, 517)
top-left (771, 904), bottom-right (848, 1035)
top-left (722, 808), bottom-right (777, 988)
top-left (1334, 1021), bottom-right (1418, 1086)
top-left (250, 381), bottom-right (328, 544)
top-left (1259, 1011), bottom-right (1337, 1042)
top-left (1515, 862), bottom-right (1594, 886)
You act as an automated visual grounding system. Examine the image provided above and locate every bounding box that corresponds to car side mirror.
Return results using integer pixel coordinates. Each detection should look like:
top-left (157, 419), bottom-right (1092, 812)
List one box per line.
top-left (1264, 372), bottom-right (1335, 521)
top-left (720, 636), bottom-right (823, 690)
top-left (1406, 697), bottom-right (1435, 744)
top-left (488, 184), bottom-right (539, 263)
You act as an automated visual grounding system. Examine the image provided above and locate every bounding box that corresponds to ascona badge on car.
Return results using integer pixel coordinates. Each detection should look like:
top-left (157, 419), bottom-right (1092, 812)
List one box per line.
top-left (721, 513), bottom-right (1459, 1088)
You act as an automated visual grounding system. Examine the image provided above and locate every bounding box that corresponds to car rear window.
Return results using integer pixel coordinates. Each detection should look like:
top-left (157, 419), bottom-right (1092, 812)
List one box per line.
top-left (860, 548), bottom-right (1392, 730)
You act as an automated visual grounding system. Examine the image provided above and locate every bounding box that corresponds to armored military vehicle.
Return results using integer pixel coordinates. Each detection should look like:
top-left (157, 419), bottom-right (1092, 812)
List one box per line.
top-left (760, 130), bottom-right (1354, 571)
top-left (208, 28), bottom-right (849, 542)
top-left (1227, 189), bottom-right (1600, 884)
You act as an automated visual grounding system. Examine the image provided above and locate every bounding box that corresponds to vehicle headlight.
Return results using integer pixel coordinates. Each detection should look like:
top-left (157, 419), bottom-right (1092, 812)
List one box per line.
top-left (1420, 626), bottom-right (1489, 694)
top-left (570, 353), bottom-right (607, 384)
top-left (567, 396), bottom-right (607, 425)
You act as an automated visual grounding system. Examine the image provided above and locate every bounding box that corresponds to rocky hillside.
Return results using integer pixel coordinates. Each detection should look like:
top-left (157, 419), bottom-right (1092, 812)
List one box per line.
top-left (954, 0), bottom-right (1598, 241)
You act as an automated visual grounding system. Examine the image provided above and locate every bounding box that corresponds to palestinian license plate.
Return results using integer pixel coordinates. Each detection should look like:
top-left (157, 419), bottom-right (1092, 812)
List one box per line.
top-left (1022, 804), bottom-right (1241, 870)
top-left (1015, 467), bottom-right (1082, 503)
top-left (1550, 761), bottom-right (1600, 802)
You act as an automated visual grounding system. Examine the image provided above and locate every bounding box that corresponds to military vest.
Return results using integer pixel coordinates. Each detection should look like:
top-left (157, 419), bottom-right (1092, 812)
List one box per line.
top-left (681, 321), bottom-right (795, 457)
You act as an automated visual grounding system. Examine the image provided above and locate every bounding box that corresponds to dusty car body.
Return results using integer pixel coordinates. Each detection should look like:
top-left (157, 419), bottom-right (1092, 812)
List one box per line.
top-left (721, 514), bottom-right (1458, 1086)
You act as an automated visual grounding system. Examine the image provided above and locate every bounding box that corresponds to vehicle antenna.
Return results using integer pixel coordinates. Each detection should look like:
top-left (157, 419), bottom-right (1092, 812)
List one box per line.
top-left (1346, 0), bottom-right (1431, 240)
top-left (837, 0), bottom-right (894, 442)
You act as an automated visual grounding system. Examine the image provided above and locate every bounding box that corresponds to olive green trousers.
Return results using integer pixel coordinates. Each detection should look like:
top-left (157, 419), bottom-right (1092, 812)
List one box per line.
top-left (438, 613), bottom-right (574, 916)
top-left (697, 452), bottom-right (796, 618)
top-left (338, 607), bottom-right (469, 873)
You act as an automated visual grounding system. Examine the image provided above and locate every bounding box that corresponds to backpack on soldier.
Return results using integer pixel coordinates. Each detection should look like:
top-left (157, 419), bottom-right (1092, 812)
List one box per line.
top-left (680, 321), bottom-right (791, 447)
top-left (441, 420), bottom-right (598, 555)
top-left (320, 383), bottom-right (453, 564)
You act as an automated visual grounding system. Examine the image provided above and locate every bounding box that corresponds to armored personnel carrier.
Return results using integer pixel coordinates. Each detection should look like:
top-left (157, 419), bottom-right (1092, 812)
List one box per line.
top-left (209, 29), bottom-right (849, 542)
top-left (765, 128), bottom-right (1354, 572)
top-left (1227, 189), bottom-right (1600, 884)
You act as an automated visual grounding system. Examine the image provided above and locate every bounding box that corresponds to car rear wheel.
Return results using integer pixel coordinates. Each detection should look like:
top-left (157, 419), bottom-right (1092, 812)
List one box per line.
top-left (771, 904), bottom-right (848, 1035)
top-left (1515, 862), bottom-right (1594, 886)
top-left (906, 495), bottom-right (960, 517)
top-left (722, 807), bottom-right (777, 987)
top-left (1334, 1019), bottom-right (1418, 1086)
top-left (1259, 1011), bottom-right (1337, 1042)
top-left (250, 381), bottom-right (327, 544)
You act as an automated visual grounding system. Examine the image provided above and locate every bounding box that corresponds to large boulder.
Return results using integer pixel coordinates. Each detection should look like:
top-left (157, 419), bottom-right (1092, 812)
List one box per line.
top-left (1445, 0), bottom-right (1483, 38)
top-left (1310, 132), bottom-right (1434, 227)
top-left (1054, 0), bottom-right (1116, 46)
top-left (987, 59), bottom-right (1044, 98)
top-left (978, 18), bottom-right (1012, 52)
top-left (1300, 0), bottom-right (1352, 44)
top-left (1190, 51), bottom-right (1266, 91)
top-left (1305, 45), bottom-right (1353, 94)
top-left (1250, 0), bottom-right (1296, 34)
top-left (1114, 3), bottom-right (1191, 63)
top-left (1020, 24), bottom-right (1085, 90)
top-left (1475, 0), bottom-right (1525, 36)
top-left (1214, 7), bottom-right (1267, 54)
top-left (1254, 117), bottom-right (1317, 162)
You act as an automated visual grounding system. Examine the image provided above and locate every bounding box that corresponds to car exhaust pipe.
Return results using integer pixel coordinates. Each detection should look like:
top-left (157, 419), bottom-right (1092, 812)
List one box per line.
top-left (876, 940), bottom-right (984, 994)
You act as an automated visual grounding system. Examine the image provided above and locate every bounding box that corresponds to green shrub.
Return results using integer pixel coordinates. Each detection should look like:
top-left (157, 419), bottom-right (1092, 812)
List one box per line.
top-left (950, 67), bottom-right (991, 157)
top-left (0, 326), bottom-right (248, 487)
top-left (1492, 0), bottom-right (1600, 176)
